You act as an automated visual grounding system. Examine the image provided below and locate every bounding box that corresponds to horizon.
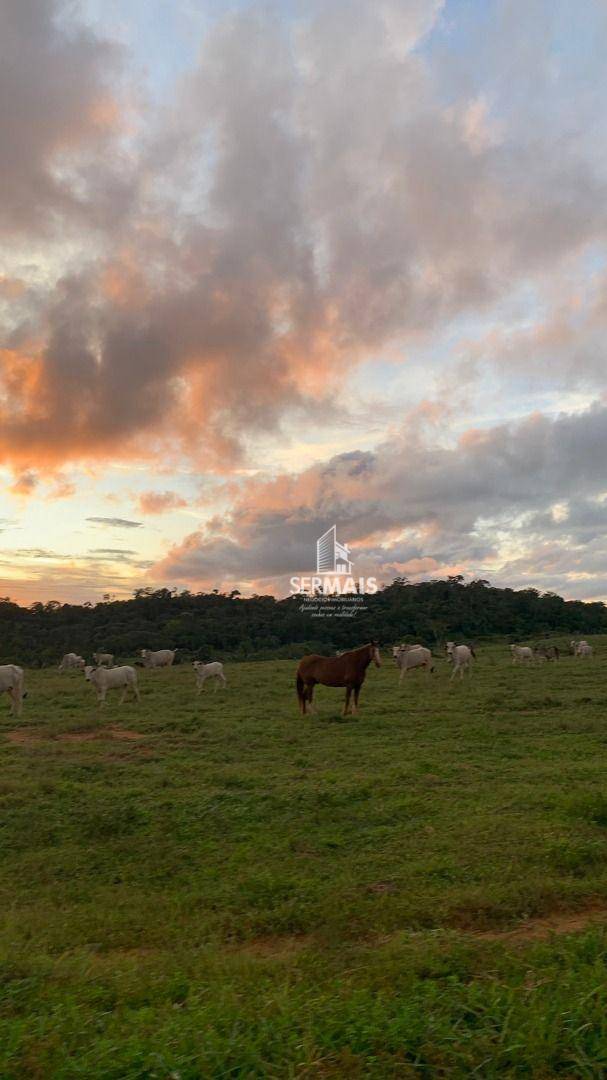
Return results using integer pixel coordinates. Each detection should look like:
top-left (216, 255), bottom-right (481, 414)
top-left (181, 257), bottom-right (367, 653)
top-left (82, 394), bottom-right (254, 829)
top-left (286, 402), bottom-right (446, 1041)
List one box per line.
top-left (2, 0), bottom-right (607, 605)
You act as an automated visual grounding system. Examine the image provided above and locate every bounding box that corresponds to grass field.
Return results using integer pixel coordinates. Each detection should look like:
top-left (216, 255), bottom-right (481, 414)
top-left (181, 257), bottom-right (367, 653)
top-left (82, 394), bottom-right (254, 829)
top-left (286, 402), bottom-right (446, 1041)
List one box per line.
top-left (2, 641), bottom-right (607, 1077)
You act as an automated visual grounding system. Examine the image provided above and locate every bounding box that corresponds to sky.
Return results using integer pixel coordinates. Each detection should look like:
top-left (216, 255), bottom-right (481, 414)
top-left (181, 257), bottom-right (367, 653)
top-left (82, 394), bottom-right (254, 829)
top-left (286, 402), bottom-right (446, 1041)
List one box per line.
top-left (1, 0), bottom-right (607, 606)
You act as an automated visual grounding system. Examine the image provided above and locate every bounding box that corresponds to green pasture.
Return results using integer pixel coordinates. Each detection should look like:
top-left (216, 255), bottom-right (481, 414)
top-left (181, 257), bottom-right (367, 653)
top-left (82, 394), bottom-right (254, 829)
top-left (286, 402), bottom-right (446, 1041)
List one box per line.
top-left (1, 640), bottom-right (607, 1076)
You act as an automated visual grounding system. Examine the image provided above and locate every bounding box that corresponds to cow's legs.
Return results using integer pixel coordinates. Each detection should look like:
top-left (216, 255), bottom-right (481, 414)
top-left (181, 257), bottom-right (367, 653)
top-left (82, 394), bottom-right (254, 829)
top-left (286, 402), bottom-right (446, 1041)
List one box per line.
top-left (119, 687), bottom-right (127, 705)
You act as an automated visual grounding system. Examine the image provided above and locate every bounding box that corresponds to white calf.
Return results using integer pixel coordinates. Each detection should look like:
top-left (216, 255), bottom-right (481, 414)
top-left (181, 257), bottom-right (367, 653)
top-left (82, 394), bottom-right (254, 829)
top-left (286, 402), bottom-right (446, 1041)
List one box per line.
top-left (140, 648), bottom-right (176, 668)
top-left (446, 642), bottom-right (474, 680)
top-left (93, 652), bottom-right (114, 667)
top-left (84, 665), bottom-right (139, 705)
top-left (394, 645), bottom-right (433, 682)
top-left (193, 661), bottom-right (227, 693)
top-left (576, 643), bottom-right (593, 658)
top-left (59, 653), bottom-right (85, 672)
top-left (510, 645), bottom-right (534, 664)
top-left (0, 665), bottom-right (25, 716)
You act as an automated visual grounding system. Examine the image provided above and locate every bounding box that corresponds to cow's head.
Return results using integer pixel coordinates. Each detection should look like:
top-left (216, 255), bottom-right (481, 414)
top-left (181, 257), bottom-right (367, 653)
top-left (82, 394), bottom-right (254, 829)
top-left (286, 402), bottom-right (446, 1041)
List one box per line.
top-left (84, 665), bottom-right (96, 681)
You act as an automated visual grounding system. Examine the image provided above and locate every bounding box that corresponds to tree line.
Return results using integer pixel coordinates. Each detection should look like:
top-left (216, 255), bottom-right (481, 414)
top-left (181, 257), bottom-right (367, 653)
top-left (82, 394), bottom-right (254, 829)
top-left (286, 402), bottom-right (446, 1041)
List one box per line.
top-left (0, 576), bottom-right (605, 667)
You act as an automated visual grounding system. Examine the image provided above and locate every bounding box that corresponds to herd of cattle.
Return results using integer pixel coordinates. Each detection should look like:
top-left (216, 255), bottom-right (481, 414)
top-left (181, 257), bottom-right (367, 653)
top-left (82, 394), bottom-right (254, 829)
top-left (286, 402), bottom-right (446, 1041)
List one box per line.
top-left (0, 637), bottom-right (597, 719)
top-left (0, 649), bottom-right (227, 717)
top-left (392, 639), bottom-right (594, 680)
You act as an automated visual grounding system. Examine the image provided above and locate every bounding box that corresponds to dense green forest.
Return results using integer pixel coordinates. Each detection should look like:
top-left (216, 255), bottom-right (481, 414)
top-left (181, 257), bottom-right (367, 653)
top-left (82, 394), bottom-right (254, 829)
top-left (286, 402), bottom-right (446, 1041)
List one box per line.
top-left (0, 577), bottom-right (605, 666)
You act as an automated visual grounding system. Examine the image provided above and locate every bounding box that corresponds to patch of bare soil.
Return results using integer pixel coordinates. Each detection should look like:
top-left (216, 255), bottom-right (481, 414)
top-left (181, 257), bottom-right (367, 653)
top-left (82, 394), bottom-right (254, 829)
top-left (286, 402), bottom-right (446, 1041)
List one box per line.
top-left (470, 902), bottom-right (607, 944)
top-left (6, 727), bottom-right (145, 745)
top-left (5, 730), bottom-right (44, 745)
top-left (231, 935), bottom-right (313, 959)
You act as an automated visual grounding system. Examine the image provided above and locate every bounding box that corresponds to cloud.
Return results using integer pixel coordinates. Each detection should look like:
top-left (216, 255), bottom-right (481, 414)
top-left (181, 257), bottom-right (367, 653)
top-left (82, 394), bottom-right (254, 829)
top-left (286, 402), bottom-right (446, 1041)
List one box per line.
top-left (0, 0), bottom-right (606, 472)
top-left (89, 547), bottom-right (137, 555)
top-left (0, 0), bottom-right (130, 239)
top-left (86, 516), bottom-right (143, 528)
top-left (137, 490), bottom-right (188, 514)
top-left (154, 401), bottom-right (607, 598)
top-left (9, 471), bottom-right (38, 497)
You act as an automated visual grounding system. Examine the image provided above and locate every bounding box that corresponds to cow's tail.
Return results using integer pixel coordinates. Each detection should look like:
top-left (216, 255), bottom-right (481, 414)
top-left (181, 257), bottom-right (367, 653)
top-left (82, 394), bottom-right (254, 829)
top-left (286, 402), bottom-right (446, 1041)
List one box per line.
top-left (469, 646), bottom-right (477, 659)
top-left (554, 646), bottom-right (560, 660)
top-left (296, 672), bottom-right (306, 714)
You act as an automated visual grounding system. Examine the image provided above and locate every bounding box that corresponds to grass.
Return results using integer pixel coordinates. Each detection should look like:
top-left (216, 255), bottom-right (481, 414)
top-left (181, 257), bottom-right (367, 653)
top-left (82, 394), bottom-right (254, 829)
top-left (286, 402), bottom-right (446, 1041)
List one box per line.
top-left (2, 641), bottom-right (607, 1075)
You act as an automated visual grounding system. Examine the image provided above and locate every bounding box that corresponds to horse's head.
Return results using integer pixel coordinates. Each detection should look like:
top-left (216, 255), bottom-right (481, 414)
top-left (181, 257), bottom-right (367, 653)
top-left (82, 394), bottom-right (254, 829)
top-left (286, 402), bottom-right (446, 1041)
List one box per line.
top-left (370, 641), bottom-right (381, 667)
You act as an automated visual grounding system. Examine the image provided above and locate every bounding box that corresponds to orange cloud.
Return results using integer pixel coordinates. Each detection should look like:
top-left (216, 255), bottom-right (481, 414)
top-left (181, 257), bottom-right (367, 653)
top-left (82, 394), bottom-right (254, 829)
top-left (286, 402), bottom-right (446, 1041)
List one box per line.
top-left (137, 490), bottom-right (188, 514)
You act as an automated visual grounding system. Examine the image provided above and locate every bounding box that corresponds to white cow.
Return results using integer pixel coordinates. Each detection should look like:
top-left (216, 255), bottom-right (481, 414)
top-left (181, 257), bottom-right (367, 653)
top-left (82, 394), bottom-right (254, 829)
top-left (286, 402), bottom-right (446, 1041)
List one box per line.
top-left (193, 661), bottom-right (227, 692)
top-left (140, 648), bottom-right (176, 668)
top-left (0, 664), bottom-right (25, 716)
top-left (84, 665), bottom-right (140, 705)
top-left (59, 653), bottom-right (85, 672)
top-left (394, 645), bottom-right (433, 682)
top-left (510, 645), bottom-right (534, 664)
top-left (93, 651), bottom-right (114, 667)
top-left (570, 640), bottom-right (589, 655)
top-left (392, 644), bottom-right (424, 660)
top-left (575, 642), bottom-right (593, 658)
top-left (446, 641), bottom-right (475, 680)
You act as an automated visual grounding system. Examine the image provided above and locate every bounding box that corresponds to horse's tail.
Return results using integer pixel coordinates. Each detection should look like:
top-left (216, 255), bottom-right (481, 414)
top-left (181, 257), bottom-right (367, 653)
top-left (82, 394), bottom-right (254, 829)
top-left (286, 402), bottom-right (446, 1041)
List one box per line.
top-left (296, 672), bottom-right (306, 714)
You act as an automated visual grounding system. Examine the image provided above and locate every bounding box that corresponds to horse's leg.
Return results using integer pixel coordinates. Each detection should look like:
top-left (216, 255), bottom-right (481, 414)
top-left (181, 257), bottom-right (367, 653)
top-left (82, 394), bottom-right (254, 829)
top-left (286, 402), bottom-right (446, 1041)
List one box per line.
top-left (352, 685), bottom-right (361, 713)
top-left (343, 686), bottom-right (352, 716)
top-left (306, 684), bottom-right (316, 713)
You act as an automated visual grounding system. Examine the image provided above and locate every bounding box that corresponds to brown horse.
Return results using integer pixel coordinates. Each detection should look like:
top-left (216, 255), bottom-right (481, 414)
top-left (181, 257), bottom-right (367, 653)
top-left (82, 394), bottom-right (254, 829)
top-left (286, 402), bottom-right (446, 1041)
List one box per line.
top-left (296, 642), bottom-right (381, 716)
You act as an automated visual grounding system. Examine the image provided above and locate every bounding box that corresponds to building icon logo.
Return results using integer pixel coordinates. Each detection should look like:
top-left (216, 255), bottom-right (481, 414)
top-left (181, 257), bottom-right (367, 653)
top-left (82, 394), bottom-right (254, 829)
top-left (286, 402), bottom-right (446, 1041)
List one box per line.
top-left (316, 525), bottom-right (353, 575)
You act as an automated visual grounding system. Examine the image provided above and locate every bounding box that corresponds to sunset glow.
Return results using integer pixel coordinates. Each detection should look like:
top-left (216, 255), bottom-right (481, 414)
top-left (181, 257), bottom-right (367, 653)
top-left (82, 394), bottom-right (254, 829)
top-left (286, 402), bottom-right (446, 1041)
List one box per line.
top-left (2, 0), bottom-right (607, 604)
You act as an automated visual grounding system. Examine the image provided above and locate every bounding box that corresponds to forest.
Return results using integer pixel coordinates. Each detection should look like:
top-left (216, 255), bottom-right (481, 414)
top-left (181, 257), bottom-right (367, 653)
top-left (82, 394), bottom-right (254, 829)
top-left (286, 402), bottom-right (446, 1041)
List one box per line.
top-left (0, 577), bottom-right (605, 666)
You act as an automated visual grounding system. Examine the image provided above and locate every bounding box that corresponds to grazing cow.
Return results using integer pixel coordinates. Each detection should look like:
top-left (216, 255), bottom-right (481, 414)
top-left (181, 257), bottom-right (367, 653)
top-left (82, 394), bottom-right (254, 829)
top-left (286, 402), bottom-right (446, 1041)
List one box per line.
top-left (534, 644), bottom-right (559, 661)
top-left (84, 665), bottom-right (139, 705)
top-left (296, 642), bottom-right (381, 716)
top-left (193, 661), bottom-right (227, 692)
top-left (59, 653), bottom-right (85, 672)
top-left (446, 641), bottom-right (475, 680)
top-left (93, 651), bottom-right (114, 668)
top-left (570, 640), bottom-right (589, 655)
top-left (394, 645), bottom-right (433, 682)
top-left (0, 664), bottom-right (25, 716)
top-left (392, 644), bottom-right (424, 660)
top-left (575, 643), bottom-right (593, 658)
top-left (510, 645), bottom-right (534, 664)
top-left (140, 648), bottom-right (176, 668)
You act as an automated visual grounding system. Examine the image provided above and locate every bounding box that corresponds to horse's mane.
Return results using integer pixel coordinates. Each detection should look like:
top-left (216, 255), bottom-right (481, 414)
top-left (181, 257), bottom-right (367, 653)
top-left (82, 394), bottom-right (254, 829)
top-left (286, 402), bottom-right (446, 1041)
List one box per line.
top-left (341, 642), bottom-right (374, 657)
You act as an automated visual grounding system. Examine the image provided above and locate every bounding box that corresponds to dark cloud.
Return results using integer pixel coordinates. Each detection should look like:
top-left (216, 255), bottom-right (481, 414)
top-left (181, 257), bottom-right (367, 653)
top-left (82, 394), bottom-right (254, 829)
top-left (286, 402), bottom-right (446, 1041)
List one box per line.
top-left (155, 402), bottom-right (607, 597)
top-left (0, 0), bottom-right (129, 238)
top-left (86, 517), bottom-right (143, 529)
